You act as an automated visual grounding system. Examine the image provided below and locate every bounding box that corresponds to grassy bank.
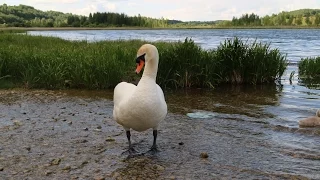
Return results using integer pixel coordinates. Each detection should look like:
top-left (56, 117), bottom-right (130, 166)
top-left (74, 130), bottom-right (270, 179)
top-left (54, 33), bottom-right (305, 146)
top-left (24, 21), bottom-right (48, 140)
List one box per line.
top-left (0, 34), bottom-right (288, 89)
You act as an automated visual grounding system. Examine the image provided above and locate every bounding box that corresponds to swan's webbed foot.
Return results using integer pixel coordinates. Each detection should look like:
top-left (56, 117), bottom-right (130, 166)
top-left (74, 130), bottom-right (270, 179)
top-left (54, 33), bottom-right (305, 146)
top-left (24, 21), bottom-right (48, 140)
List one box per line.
top-left (145, 130), bottom-right (160, 155)
top-left (121, 146), bottom-right (137, 155)
top-left (122, 130), bottom-right (139, 156)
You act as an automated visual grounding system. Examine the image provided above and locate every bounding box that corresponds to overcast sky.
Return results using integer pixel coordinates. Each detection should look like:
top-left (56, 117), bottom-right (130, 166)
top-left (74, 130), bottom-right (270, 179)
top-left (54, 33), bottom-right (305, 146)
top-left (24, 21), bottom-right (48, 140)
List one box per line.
top-left (3, 0), bottom-right (320, 21)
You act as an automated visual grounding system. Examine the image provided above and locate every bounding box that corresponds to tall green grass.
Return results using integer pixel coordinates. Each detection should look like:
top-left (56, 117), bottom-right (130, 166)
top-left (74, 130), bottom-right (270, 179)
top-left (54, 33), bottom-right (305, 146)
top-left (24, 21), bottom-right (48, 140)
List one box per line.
top-left (0, 34), bottom-right (288, 89)
top-left (298, 57), bottom-right (320, 78)
top-left (298, 57), bottom-right (320, 87)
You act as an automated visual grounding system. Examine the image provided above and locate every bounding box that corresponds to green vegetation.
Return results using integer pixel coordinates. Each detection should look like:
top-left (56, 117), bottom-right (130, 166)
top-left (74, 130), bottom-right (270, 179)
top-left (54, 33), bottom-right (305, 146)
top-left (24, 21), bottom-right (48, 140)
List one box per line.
top-left (0, 4), bottom-right (168, 28)
top-left (222, 9), bottom-right (320, 27)
top-left (0, 34), bottom-right (288, 89)
top-left (298, 57), bottom-right (320, 78)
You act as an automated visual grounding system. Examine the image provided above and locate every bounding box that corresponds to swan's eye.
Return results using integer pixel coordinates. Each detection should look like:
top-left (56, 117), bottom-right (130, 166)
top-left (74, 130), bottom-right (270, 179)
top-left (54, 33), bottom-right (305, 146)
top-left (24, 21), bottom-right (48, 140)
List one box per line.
top-left (136, 53), bottom-right (146, 64)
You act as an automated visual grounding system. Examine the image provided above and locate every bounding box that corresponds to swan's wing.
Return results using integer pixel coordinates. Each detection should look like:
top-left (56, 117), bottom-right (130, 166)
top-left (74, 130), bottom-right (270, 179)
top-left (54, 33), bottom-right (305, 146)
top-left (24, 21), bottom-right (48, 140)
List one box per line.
top-left (113, 82), bottom-right (136, 107)
top-left (156, 84), bottom-right (167, 113)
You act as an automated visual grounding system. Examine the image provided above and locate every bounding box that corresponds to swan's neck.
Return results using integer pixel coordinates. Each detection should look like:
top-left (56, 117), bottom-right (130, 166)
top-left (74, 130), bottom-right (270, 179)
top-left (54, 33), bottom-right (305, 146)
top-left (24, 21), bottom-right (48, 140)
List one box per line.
top-left (142, 57), bottom-right (158, 80)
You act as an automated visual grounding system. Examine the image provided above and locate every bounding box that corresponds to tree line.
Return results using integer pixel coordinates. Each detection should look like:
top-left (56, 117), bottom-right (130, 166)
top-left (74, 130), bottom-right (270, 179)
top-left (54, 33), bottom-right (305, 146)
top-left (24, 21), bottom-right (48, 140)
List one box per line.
top-left (227, 9), bottom-right (320, 26)
top-left (0, 4), bottom-right (168, 28)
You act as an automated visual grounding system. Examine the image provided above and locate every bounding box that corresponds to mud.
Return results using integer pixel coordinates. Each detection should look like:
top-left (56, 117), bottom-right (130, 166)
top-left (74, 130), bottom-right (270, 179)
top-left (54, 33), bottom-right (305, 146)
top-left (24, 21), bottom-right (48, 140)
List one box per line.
top-left (0, 89), bottom-right (319, 180)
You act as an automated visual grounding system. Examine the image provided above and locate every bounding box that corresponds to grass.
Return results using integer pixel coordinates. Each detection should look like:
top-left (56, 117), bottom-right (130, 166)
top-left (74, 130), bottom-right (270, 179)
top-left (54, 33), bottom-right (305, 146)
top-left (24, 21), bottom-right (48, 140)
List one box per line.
top-left (0, 33), bottom-right (288, 89)
top-left (298, 57), bottom-right (320, 87)
top-left (298, 57), bottom-right (320, 78)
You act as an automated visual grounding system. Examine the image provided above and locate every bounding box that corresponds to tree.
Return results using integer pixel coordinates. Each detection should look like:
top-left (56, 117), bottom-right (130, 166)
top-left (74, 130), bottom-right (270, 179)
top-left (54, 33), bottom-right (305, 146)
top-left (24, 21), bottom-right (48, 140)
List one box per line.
top-left (315, 14), bottom-right (320, 26)
top-left (305, 16), bottom-right (311, 25)
top-left (88, 13), bottom-right (92, 23)
top-left (295, 17), bottom-right (302, 25)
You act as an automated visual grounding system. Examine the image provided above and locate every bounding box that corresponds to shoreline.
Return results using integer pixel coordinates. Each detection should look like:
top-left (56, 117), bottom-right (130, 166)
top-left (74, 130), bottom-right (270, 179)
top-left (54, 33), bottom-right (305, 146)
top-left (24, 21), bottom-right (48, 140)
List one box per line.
top-left (1, 26), bottom-right (320, 31)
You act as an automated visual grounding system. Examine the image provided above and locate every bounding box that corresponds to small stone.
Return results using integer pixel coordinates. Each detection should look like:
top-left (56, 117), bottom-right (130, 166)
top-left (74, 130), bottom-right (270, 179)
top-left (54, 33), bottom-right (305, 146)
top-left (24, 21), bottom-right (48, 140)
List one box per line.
top-left (23, 169), bottom-right (31, 173)
top-left (178, 142), bottom-right (184, 145)
top-left (97, 125), bottom-right (102, 129)
top-left (62, 165), bottom-right (71, 171)
top-left (153, 164), bottom-right (165, 171)
top-left (68, 121), bottom-right (72, 125)
top-left (26, 118), bottom-right (30, 120)
top-left (62, 119), bottom-right (67, 122)
top-left (83, 128), bottom-right (89, 131)
top-left (169, 176), bottom-right (176, 180)
top-left (94, 176), bottom-right (105, 180)
top-left (106, 137), bottom-right (115, 142)
top-left (45, 171), bottom-right (53, 176)
top-left (0, 167), bottom-right (4, 171)
top-left (61, 107), bottom-right (66, 109)
top-left (200, 152), bottom-right (209, 159)
top-left (24, 146), bottom-right (31, 151)
top-left (13, 120), bottom-right (23, 126)
top-left (51, 158), bottom-right (61, 165)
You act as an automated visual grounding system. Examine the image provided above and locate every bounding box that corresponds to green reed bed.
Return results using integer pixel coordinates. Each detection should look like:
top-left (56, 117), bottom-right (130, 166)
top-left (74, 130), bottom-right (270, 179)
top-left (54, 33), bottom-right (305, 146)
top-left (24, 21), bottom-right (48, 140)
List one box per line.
top-left (298, 57), bottom-right (320, 78)
top-left (0, 34), bottom-right (288, 89)
top-left (298, 57), bottom-right (320, 88)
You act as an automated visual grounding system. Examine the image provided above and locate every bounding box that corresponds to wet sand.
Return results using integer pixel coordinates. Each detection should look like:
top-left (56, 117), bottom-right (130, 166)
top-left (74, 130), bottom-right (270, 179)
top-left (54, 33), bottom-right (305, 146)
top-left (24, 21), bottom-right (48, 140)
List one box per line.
top-left (0, 89), bottom-right (319, 180)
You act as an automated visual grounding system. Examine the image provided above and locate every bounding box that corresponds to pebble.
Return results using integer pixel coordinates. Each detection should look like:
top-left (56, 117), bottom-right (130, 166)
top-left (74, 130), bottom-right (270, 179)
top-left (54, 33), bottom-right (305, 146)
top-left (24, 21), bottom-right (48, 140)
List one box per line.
top-left (153, 164), bottom-right (165, 171)
top-left (83, 128), bottom-right (89, 131)
top-left (13, 120), bottom-right (23, 126)
top-left (178, 142), bottom-right (184, 145)
top-left (62, 165), bottom-right (71, 171)
top-left (45, 171), bottom-right (53, 176)
top-left (106, 137), bottom-right (115, 142)
top-left (0, 167), bottom-right (3, 171)
top-left (200, 152), bottom-right (209, 159)
top-left (94, 176), bottom-right (105, 180)
top-left (68, 121), bottom-right (73, 125)
top-left (51, 158), bottom-right (61, 165)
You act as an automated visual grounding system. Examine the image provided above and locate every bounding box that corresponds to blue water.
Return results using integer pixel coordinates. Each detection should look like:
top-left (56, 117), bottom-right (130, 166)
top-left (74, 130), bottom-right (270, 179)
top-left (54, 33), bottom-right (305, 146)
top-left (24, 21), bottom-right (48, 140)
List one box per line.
top-left (27, 29), bottom-right (320, 63)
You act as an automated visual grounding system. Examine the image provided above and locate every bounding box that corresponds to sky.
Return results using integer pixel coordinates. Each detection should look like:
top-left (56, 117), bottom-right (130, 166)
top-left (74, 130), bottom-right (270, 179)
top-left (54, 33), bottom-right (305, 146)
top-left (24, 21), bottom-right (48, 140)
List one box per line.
top-left (3, 0), bottom-right (320, 21)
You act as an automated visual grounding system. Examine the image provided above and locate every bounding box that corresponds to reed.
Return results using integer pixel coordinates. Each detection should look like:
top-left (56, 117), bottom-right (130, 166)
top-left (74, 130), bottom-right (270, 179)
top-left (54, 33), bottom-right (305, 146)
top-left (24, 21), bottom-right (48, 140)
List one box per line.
top-left (298, 57), bottom-right (320, 78)
top-left (0, 33), bottom-right (288, 89)
top-left (215, 37), bottom-right (287, 84)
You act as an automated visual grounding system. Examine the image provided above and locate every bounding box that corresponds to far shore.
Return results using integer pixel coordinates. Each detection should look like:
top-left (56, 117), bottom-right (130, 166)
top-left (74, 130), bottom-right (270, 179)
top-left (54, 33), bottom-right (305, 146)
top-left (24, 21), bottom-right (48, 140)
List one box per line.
top-left (1, 25), bottom-right (320, 31)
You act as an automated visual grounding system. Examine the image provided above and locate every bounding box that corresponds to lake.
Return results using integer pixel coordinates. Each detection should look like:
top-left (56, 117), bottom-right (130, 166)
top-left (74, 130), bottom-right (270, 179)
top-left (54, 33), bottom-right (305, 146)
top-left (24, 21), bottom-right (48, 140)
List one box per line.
top-left (27, 29), bottom-right (320, 63)
top-left (14, 29), bottom-right (319, 179)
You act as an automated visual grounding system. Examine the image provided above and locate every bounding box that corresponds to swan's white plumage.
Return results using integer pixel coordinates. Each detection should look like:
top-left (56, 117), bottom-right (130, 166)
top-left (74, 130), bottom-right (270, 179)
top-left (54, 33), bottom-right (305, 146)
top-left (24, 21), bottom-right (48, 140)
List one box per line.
top-left (299, 109), bottom-right (320, 127)
top-left (113, 44), bottom-right (167, 132)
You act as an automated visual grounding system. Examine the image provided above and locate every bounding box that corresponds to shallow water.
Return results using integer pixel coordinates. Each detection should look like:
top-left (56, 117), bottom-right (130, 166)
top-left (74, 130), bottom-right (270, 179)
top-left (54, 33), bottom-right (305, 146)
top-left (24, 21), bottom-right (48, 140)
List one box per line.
top-left (0, 84), bottom-right (319, 179)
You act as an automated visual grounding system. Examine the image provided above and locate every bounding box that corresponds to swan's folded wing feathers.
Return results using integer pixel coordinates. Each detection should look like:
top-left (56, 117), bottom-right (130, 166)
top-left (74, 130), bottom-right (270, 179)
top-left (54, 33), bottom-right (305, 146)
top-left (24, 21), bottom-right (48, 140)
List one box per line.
top-left (113, 82), bottom-right (136, 107)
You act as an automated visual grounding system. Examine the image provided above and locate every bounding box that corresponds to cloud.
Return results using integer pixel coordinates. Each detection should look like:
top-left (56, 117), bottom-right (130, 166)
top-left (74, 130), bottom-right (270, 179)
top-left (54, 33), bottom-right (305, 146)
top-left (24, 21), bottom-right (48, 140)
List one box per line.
top-left (103, 3), bottom-right (116, 11)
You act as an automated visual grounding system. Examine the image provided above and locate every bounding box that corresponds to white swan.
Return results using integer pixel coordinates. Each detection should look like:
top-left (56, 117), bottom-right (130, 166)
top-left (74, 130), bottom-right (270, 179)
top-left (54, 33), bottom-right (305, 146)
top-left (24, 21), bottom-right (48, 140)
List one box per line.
top-left (113, 44), bottom-right (167, 153)
top-left (299, 109), bottom-right (320, 127)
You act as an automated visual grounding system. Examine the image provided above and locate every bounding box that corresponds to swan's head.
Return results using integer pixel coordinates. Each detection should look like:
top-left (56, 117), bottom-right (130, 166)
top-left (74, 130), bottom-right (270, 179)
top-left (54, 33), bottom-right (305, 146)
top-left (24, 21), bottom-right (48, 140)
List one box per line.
top-left (135, 44), bottom-right (158, 74)
top-left (316, 109), bottom-right (320, 117)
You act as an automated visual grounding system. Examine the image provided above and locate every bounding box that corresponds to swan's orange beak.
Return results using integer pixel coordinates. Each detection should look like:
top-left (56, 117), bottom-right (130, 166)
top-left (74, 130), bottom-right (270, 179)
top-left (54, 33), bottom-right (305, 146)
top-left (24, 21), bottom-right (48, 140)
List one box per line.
top-left (135, 60), bottom-right (145, 74)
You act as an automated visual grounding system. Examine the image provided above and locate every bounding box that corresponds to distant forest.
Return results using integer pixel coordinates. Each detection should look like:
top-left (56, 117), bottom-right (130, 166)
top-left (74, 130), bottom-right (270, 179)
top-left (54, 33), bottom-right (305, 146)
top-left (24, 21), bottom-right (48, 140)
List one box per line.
top-left (0, 4), bottom-right (169, 27)
top-left (1, 4), bottom-right (320, 28)
top-left (221, 9), bottom-right (320, 26)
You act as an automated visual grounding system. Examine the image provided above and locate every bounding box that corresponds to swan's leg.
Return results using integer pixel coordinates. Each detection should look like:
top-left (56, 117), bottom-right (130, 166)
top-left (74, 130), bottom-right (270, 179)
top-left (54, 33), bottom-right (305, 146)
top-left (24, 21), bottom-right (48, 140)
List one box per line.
top-left (126, 130), bottom-right (135, 152)
top-left (150, 130), bottom-right (158, 151)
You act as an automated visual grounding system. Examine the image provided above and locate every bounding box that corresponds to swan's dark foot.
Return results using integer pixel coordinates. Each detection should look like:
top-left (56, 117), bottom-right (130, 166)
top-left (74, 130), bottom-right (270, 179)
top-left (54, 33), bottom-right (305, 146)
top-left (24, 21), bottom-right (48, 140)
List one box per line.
top-left (121, 130), bottom-right (139, 156)
top-left (145, 130), bottom-right (160, 155)
top-left (121, 147), bottom-right (137, 155)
